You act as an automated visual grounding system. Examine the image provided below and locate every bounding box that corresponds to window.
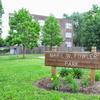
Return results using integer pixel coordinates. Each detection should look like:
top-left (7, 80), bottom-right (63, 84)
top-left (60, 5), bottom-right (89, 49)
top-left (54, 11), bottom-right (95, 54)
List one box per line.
top-left (65, 32), bottom-right (72, 38)
top-left (65, 23), bottom-right (72, 29)
top-left (39, 20), bottom-right (45, 26)
top-left (65, 42), bottom-right (72, 47)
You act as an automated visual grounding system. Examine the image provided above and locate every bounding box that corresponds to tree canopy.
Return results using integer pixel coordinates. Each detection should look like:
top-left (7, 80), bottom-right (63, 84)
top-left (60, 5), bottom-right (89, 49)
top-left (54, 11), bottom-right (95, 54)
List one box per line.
top-left (0, 0), bottom-right (4, 17)
top-left (64, 5), bottom-right (100, 50)
top-left (0, 38), bottom-right (5, 47)
top-left (9, 8), bottom-right (40, 57)
top-left (43, 15), bottom-right (63, 50)
top-left (80, 5), bottom-right (100, 50)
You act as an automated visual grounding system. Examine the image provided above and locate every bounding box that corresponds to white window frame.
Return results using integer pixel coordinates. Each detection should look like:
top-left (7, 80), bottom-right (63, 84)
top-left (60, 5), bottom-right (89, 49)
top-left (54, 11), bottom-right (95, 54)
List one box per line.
top-left (65, 23), bottom-right (72, 29)
top-left (65, 42), bottom-right (72, 47)
top-left (65, 32), bottom-right (72, 38)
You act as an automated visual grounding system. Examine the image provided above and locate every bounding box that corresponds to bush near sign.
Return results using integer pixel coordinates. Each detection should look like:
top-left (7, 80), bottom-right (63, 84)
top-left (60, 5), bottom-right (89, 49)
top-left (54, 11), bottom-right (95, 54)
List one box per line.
top-left (45, 52), bottom-right (100, 69)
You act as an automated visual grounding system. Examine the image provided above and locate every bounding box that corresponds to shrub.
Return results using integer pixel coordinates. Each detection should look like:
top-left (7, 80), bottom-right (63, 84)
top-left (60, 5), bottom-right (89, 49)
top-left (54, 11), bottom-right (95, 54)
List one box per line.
top-left (70, 79), bottom-right (80, 92)
top-left (65, 74), bottom-right (79, 92)
top-left (60, 68), bottom-right (73, 77)
top-left (65, 73), bottom-right (74, 84)
top-left (81, 77), bottom-right (89, 87)
top-left (0, 48), bottom-right (10, 54)
top-left (60, 68), bottom-right (83, 79)
top-left (95, 73), bottom-right (100, 81)
top-left (73, 68), bottom-right (83, 79)
top-left (51, 74), bottom-right (61, 90)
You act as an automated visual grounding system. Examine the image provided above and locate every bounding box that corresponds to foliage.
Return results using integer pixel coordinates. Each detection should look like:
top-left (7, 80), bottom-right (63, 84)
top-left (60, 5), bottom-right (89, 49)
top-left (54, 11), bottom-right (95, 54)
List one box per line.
top-left (70, 12), bottom-right (83, 46)
top-left (73, 68), bottom-right (83, 79)
top-left (43, 15), bottom-right (63, 50)
top-left (65, 74), bottom-right (79, 92)
top-left (81, 76), bottom-right (89, 87)
top-left (9, 8), bottom-right (40, 57)
top-left (64, 5), bottom-right (100, 50)
top-left (80, 5), bottom-right (100, 50)
top-left (0, 0), bottom-right (4, 20)
top-left (60, 68), bottom-right (83, 79)
top-left (95, 73), bottom-right (100, 81)
top-left (65, 73), bottom-right (74, 84)
top-left (0, 37), bottom-right (5, 47)
top-left (60, 68), bottom-right (73, 77)
top-left (70, 79), bottom-right (80, 92)
top-left (5, 36), bottom-right (13, 46)
top-left (51, 74), bottom-right (61, 90)
top-left (0, 47), bottom-right (9, 54)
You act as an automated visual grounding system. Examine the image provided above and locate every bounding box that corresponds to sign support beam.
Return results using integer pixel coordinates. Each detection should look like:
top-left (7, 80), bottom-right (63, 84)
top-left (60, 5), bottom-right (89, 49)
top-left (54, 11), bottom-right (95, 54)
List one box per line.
top-left (90, 47), bottom-right (96, 85)
top-left (51, 46), bottom-right (57, 75)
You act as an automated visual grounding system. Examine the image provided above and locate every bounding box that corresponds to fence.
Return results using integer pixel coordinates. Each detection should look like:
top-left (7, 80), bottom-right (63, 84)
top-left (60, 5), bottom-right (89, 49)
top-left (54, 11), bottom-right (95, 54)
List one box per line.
top-left (0, 46), bottom-right (85, 55)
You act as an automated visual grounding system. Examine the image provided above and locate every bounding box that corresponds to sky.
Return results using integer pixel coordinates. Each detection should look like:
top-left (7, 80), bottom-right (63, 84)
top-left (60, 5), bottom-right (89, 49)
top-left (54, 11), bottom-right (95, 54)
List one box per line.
top-left (1, 0), bottom-right (100, 38)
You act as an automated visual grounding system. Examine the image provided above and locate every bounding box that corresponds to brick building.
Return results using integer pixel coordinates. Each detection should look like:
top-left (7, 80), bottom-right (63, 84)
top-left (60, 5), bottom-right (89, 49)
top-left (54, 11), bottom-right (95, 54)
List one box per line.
top-left (32, 14), bottom-right (73, 48)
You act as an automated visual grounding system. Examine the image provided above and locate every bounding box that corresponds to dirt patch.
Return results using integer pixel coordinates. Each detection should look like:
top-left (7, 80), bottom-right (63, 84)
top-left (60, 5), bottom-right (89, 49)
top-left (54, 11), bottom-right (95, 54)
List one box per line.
top-left (36, 78), bottom-right (100, 94)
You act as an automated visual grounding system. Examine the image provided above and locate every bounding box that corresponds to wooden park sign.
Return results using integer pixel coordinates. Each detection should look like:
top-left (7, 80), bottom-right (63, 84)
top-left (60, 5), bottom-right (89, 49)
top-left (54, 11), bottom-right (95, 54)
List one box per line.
top-left (45, 51), bottom-right (100, 69)
top-left (45, 47), bottom-right (100, 85)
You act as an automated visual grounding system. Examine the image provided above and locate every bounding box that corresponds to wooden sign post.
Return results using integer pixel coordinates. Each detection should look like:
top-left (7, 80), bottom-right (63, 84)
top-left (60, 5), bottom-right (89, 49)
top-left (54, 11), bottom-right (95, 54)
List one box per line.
top-left (51, 46), bottom-right (57, 75)
top-left (90, 47), bottom-right (96, 85)
top-left (45, 46), bottom-right (100, 85)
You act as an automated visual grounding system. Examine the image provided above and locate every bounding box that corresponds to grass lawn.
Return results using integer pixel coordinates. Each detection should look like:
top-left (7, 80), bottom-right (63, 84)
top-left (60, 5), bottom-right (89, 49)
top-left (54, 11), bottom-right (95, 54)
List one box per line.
top-left (0, 54), bottom-right (100, 100)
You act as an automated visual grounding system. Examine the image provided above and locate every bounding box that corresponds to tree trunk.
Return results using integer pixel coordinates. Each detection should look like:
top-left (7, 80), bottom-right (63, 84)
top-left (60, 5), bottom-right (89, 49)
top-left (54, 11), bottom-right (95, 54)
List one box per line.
top-left (22, 45), bottom-right (25, 58)
top-left (31, 48), bottom-right (33, 54)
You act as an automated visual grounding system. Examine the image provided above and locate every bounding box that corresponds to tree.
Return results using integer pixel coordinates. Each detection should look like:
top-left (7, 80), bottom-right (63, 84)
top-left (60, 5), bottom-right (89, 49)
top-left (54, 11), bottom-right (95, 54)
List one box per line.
top-left (9, 8), bottom-right (40, 57)
top-left (70, 12), bottom-right (83, 46)
top-left (80, 5), bottom-right (100, 50)
top-left (64, 5), bottom-right (100, 50)
top-left (0, 0), bottom-right (4, 20)
top-left (5, 36), bottom-right (13, 46)
top-left (0, 0), bottom-right (4, 35)
top-left (43, 15), bottom-right (63, 50)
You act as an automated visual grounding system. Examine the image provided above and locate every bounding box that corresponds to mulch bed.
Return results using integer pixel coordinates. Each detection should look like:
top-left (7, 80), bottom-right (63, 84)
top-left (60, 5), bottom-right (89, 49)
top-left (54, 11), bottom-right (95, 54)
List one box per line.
top-left (36, 78), bottom-right (100, 94)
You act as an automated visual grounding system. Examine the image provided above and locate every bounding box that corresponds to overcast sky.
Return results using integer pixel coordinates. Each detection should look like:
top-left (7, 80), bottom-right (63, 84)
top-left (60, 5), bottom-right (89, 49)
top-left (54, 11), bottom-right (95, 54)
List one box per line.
top-left (1, 0), bottom-right (100, 38)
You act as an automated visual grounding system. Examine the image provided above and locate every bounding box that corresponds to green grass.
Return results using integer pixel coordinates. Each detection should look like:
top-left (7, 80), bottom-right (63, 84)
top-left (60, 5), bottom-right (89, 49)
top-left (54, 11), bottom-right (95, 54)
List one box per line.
top-left (0, 54), bottom-right (100, 100)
